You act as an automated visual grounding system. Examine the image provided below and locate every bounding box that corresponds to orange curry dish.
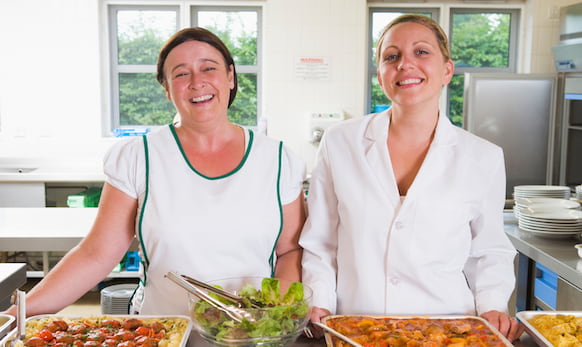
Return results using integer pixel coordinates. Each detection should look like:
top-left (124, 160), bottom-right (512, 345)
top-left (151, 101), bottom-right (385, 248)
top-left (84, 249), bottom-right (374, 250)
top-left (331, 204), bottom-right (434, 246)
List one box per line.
top-left (324, 316), bottom-right (508, 347)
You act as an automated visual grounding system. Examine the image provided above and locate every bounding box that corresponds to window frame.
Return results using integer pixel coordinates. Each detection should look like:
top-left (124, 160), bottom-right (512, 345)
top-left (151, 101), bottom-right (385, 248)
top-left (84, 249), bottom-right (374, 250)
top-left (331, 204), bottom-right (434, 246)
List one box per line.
top-left (101, 2), bottom-right (262, 136)
top-left (366, 3), bottom-right (523, 121)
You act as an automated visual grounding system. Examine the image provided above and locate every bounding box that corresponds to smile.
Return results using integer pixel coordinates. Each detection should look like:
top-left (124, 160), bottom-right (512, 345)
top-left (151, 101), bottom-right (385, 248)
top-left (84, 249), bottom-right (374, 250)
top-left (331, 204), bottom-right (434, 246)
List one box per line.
top-left (397, 78), bottom-right (423, 86)
top-left (190, 94), bottom-right (214, 103)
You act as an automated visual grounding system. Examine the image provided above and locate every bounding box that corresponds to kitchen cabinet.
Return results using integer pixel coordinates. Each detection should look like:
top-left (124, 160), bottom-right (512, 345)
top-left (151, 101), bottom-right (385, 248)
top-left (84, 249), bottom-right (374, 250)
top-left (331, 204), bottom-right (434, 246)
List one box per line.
top-left (0, 183), bottom-right (44, 207)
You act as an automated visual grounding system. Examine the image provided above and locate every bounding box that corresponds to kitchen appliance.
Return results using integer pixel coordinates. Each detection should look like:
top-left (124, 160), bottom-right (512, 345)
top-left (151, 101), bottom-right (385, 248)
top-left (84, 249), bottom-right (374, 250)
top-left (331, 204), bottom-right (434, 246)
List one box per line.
top-left (100, 283), bottom-right (137, 314)
top-left (463, 3), bottom-right (582, 199)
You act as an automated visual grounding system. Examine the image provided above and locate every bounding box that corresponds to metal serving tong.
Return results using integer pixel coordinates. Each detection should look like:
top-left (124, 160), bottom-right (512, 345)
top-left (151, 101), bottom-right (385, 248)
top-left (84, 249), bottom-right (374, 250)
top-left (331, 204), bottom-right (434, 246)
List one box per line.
top-left (165, 271), bottom-right (255, 323)
top-left (312, 322), bottom-right (363, 347)
top-left (179, 274), bottom-right (263, 309)
top-left (10, 289), bottom-right (26, 347)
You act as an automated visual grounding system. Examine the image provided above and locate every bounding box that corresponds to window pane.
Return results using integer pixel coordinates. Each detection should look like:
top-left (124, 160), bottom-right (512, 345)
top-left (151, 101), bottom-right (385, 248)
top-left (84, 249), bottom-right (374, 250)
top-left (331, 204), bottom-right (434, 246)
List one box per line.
top-left (370, 75), bottom-right (391, 113)
top-left (119, 73), bottom-right (175, 126)
top-left (228, 73), bottom-right (257, 126)
top-left (451, 13), bottom-right (511, 68)
top-left (198, 11), bottom-right (258, 65)
top-left (447, 75), bottom-right (464, 127)
top-left (117, 10), bottom-right (177, 65)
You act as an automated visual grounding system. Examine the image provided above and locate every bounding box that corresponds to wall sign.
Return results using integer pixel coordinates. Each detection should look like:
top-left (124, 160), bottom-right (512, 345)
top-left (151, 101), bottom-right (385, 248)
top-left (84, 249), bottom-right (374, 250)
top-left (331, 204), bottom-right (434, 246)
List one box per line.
top-left (294, 57), bottom-right (330, 80)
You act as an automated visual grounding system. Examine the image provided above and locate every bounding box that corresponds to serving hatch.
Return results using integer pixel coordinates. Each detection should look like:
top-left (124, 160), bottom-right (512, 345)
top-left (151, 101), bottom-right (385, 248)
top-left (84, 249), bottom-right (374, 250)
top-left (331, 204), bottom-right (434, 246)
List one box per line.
top-left (321, 315), bottom-right (512, 347)
top-left (0, 314), bottom-right (192, 347)
top-left (516, 310), bottom-right (582, 347)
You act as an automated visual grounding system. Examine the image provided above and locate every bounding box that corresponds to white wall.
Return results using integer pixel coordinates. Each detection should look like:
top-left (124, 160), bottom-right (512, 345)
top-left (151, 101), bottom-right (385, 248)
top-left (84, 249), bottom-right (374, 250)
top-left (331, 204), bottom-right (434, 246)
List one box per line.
top-left (0, 0), bottom-right (577, 170)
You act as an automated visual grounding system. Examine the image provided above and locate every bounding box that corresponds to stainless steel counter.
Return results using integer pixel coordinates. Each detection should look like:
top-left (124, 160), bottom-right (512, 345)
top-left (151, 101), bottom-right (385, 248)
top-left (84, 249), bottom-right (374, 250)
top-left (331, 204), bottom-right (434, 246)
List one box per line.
top-left (504, 213), bottom-right (582, 289)
top-left (0, 263), bottom-right (26, 311)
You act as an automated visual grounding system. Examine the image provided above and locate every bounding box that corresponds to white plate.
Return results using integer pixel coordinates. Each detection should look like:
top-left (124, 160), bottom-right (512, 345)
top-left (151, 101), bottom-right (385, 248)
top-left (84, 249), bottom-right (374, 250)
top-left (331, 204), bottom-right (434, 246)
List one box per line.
top-left (515, 198), bottom-right (581, 209)
top-left (518, 213), bottom-right (582, 226)
top-left (514, 185), bottom-right (571, 192)
top-left (516, 311), bottom-right (582, 347)
top-left (518, 225), bottom-right (582, 238)
top-left (518, 220), bottom-right (582, 233)
top-left (519, 209), bottom-right (582, 221)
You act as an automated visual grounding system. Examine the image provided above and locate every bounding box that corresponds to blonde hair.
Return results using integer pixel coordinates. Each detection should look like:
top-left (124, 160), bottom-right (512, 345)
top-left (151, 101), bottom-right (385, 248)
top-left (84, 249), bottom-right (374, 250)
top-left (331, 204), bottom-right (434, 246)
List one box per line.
top-left (376, 14), bottom-right (451, 66)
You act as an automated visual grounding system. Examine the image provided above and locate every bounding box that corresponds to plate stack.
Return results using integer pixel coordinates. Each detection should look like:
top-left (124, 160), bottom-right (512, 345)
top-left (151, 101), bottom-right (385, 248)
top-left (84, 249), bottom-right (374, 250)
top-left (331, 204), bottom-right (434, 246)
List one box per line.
top-left (576, 185), bottom-right (582, 200)
top-left (513, 197), bottom-right (582, 238)
top-left (513, 185), bottom-right (571, 200)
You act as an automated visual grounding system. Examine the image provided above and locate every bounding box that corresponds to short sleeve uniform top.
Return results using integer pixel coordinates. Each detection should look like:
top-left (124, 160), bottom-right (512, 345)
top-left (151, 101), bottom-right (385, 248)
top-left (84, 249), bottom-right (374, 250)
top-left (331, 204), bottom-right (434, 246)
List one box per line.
top-left (103, 124), bottom-right (305, 315)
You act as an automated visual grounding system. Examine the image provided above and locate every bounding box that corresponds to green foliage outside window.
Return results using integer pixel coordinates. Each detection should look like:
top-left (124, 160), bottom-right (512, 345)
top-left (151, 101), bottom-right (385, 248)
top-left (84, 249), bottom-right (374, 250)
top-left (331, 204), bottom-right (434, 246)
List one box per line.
top-left (448, 13), bottom-right (511, 126)
top-left (116, 13), bottom-right (259, 128)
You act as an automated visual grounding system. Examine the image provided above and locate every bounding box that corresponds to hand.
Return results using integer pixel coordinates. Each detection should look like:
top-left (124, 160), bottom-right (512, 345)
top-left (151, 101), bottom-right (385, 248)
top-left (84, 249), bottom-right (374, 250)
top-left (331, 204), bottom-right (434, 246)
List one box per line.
top-left (303, 306), bottom-right (331, 339)
top-left (480, 310), bottom-right (525, 342)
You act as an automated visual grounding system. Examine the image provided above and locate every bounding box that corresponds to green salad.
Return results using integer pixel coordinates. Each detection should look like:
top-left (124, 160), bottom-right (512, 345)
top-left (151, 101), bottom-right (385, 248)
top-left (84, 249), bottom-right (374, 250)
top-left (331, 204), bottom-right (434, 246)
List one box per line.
top-left (191, 278), bottom-right (310, 340)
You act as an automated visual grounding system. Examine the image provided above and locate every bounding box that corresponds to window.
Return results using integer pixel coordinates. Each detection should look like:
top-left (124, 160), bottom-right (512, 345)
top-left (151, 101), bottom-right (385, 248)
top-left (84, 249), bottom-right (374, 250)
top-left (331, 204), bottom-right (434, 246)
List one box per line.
top-left (449, 8), bottom-right (519, 126)
top-left (104, 4), bottom-right (261, 135)
top-left (367, 6), bottom-right (520, 127)
top-left (191, 7), bottom-right (261, 127)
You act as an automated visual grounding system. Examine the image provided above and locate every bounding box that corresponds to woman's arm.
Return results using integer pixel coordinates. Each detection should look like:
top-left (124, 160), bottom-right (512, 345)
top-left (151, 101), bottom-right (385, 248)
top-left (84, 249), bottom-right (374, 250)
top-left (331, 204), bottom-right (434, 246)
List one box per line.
top-left (3, 183), bottom-right (137, 317)
top-left (274, 193), bottom-right (306, 282)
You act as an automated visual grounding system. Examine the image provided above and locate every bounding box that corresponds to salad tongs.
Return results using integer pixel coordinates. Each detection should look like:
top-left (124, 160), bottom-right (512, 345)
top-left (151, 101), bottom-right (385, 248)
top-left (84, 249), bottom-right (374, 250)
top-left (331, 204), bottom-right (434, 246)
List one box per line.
top-left (180, 274), bottom-right (263, 309)
top-left (165, 271), bottom-right (255, 323)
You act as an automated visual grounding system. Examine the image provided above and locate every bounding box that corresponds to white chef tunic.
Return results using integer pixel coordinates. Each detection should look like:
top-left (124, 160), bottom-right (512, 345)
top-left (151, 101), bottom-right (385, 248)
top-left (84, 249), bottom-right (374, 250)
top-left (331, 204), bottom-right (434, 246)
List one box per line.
top-left (300, 111), bottom-right (516, 316)
top-left (104, 124), bottom-right (305, 316)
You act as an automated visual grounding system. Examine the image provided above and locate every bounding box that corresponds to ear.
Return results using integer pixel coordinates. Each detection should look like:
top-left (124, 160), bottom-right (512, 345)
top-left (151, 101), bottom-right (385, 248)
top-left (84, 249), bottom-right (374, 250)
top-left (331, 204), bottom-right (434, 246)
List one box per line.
top-left (443, 59), bottom-right (454, 85)
top-left (376, 68), bottom-right (383, 89)
top-left (164, 83), bottom-right (172, 101)
top-left (228, 64), bottom-right (235, 90)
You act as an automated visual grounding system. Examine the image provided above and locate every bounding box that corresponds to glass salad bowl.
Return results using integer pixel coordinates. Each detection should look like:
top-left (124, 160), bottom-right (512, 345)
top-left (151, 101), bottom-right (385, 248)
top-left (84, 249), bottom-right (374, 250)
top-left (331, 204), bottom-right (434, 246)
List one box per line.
top-left (188, 276), bottom-right (312, 347)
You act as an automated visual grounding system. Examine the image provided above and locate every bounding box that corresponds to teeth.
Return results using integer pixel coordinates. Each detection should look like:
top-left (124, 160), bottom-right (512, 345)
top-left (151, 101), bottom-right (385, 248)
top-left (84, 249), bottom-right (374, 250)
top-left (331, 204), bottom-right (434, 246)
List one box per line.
top-left (398, 78), bottom-right (422, 86)
top-left (191, 95), bottom-right (213, 103)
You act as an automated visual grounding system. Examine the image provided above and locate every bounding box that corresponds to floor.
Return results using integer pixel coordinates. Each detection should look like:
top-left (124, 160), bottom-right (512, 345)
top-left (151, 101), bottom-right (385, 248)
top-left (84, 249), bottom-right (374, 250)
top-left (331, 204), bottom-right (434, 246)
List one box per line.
top-left (23, 278), bottom-right (135, 316)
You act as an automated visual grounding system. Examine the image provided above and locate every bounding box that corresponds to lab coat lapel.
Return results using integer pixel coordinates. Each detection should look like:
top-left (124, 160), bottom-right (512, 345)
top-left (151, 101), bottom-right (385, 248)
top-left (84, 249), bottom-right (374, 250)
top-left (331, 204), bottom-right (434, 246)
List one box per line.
top-left (405, 114), bottom-right (458, 200)
top-left (363, 112), bottom-right (401, 206)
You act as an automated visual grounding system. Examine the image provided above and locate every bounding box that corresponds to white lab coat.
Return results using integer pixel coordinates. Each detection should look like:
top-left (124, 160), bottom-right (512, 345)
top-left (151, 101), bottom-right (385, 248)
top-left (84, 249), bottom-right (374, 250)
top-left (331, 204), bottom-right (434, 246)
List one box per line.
top-left (300, 111), bottom-right (516, 317)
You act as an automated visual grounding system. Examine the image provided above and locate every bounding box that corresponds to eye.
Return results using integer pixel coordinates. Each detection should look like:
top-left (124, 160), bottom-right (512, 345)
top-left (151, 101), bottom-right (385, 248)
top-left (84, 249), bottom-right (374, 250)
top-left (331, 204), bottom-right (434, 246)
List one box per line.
top-left (384, 53), bottom-right (399, 62)
top-left (415, 49), bottom-right (429, 55)
top-left (174, 72), bottom-right (189, 78)
top-left (203, 66), bottom-right (216, 72)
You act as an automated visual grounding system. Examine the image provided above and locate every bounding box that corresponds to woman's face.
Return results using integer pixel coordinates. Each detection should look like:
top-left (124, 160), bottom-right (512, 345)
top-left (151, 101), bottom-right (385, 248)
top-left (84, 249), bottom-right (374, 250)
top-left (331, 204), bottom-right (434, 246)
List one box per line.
top-left (377, 22), bottom-right (454, 109)
top-left (163, 40), bottom-right (234, 124)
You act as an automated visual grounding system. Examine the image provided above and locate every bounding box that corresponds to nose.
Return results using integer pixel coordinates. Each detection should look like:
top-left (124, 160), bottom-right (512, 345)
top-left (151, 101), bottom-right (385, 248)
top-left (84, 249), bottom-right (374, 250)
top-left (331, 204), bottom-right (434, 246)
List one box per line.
top-left (189, 73), bottom-right (205, 89)
top-left (397, 53), bottom-right (413, 71)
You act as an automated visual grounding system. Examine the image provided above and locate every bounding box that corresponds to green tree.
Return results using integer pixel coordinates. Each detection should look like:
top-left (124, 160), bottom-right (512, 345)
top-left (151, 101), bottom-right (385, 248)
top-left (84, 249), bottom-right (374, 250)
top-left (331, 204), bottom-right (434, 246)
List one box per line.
top-left (449, 13), bottom-right (510, 126)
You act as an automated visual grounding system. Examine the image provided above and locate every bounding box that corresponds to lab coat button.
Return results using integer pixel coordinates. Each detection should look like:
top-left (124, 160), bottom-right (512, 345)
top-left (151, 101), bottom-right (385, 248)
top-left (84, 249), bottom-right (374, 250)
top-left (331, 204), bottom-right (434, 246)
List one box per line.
top-left (395, 221), bottom-right (404, 229)
top-left (390, 277), bottom-right (399, 285)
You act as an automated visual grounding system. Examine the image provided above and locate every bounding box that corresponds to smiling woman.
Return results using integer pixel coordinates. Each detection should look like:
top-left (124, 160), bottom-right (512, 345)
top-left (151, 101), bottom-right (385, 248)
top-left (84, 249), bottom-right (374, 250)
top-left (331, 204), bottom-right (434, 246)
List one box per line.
top-left (300, 14), bottom-right (523, 343)
top-left (2, 27), bottom-right (307, 347)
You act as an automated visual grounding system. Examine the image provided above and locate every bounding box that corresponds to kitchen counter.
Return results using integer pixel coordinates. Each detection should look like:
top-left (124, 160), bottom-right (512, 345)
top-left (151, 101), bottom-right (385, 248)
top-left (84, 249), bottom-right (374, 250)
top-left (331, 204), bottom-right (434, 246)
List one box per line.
top-left (0, 263), bottom-right (26, 311)
top-left (0, 207), bottom-right (138, 277)
top-left (504, 213), bottom-right (582, 289)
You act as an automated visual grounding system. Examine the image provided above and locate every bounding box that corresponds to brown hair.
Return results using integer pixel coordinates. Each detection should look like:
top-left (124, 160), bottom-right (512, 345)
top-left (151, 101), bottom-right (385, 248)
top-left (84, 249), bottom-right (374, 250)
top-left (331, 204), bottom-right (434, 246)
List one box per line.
top-left (156, 27), bottom-right (238, 107)
top-left (376, 14), bottom-right (451, 66)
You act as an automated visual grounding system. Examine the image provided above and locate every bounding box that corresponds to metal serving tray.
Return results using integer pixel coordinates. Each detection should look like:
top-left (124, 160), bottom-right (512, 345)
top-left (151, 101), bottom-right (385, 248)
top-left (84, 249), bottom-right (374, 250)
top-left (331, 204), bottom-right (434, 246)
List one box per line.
top-left (321, 315), bottom-right (513, 347)
top-left (0, 314), bottom-right (192, 347)
top-left (0, 315), bottom-right (14, 342)
top-left (516, 310), bottom-right (582, 347)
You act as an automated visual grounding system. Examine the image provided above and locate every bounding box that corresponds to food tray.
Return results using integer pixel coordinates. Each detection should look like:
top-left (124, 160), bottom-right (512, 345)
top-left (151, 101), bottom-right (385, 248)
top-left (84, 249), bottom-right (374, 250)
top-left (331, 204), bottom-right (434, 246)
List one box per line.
top-left (0, 314), bottom-right (192, 347)
top-left (516, 310), bottom-right (582, 347)
top-left (321, 315), bottom-right (512, 347)
top-left (0, 315), bottom-right (15, 341)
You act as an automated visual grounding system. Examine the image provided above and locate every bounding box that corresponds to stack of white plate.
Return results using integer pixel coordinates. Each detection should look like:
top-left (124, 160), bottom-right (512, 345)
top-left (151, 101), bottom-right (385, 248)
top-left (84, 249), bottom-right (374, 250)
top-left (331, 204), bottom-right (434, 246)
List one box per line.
top-left (514, 198), bottom-right (582, 238)
top-left (513, 185), bottom-right (571, 199)
top-left (576, 185), bottom-right (582, 200)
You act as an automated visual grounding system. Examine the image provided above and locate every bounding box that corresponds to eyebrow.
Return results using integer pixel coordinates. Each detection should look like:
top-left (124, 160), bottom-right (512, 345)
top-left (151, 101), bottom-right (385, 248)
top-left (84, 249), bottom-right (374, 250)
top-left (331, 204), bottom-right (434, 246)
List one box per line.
top-left (169, 58), bottom-right (221, 74)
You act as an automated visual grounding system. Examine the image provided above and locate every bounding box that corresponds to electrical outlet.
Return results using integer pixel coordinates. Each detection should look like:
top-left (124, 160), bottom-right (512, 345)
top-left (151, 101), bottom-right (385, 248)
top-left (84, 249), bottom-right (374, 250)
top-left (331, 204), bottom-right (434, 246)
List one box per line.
top-left (549, 5), bottom-right (559, 20)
